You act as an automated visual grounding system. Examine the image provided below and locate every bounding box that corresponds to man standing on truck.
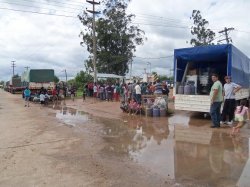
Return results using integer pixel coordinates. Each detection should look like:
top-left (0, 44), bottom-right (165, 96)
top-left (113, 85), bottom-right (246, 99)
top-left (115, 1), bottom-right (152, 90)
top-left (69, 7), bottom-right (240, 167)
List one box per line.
top-left (221, 76), bottom-right (241, 125)
top-left (210, 74), bottom-right (223, 128)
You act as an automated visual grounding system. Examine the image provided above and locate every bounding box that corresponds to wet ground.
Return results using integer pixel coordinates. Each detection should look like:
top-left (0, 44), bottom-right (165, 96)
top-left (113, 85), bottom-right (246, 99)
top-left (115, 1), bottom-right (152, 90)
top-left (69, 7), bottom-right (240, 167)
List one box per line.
top-left (1, 90), bottom-right (250, 187)
top-left (53, 105), bottom-right (250, 187)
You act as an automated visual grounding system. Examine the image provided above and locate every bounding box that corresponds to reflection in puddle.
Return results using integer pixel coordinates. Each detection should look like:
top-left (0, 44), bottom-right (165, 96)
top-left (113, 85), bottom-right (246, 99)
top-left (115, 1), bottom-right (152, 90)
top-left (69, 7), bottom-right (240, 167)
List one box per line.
top-left (100, 114), bottom-right (250, 186)
top-left (54, 107), bottom-right (250, 186)
top-left (55, 106), bottom-right (89, 127)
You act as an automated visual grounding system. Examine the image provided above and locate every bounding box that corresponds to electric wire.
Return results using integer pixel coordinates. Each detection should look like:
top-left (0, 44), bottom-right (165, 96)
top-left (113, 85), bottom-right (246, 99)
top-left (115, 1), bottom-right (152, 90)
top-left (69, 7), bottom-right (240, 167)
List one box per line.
top-left (2, 6), bottom-right (249, 35)
top-left (12, 0), bottom-right (84, 10)
top-left (0, 7), bottom-right (77, 18)
top-left (0, 1), bottom-right (81, 15)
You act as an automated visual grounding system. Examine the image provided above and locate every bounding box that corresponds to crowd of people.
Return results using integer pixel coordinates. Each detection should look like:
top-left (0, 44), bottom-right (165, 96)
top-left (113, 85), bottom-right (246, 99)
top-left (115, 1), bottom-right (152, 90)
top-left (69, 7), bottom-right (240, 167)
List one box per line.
top-left (84, 80), bottom-right (170, 115)
top-left (84, 80), bottom-right (169, 101)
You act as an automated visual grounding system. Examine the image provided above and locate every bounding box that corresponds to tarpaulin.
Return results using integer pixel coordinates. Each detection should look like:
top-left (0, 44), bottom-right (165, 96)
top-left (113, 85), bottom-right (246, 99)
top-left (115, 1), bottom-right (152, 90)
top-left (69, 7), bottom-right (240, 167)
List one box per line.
top-left (174, 44), bottom-right (250, 88)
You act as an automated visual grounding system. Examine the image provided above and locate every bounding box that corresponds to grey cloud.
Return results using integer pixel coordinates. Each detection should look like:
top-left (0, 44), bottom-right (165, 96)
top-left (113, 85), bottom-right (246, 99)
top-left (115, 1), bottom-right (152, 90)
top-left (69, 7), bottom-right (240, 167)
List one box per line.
top-left (0, 0), bottom-right (250, 82)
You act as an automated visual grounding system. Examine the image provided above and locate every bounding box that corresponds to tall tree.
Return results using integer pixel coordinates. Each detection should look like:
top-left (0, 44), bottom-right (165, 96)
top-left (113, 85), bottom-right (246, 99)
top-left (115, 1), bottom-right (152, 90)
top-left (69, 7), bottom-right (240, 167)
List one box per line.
top-left (78, 0), bottom-right (145, 76)
top-left (75, 70), bottom-right (93, 89)
top-left (190, 10), bottom-right (215, 46)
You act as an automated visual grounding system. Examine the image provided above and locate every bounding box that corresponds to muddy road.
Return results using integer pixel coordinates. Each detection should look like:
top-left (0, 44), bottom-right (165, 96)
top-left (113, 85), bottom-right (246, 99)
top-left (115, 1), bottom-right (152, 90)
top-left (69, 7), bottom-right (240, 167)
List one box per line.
top-left (0, 89), bottom-right (250, 187)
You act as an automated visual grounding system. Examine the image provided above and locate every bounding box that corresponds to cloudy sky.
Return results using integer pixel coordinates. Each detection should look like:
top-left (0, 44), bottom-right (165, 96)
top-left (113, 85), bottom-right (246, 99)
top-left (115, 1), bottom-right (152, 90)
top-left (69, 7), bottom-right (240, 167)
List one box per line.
top-left (0, 0), bottom-right (249, 81)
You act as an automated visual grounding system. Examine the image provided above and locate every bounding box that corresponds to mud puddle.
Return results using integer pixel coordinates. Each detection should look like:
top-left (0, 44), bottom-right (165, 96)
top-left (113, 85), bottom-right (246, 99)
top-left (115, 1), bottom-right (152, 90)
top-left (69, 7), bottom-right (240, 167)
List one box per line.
top-left (55, 106), bottom-right (90, 127)
top-left (54, 107), bottom-right (250, 187)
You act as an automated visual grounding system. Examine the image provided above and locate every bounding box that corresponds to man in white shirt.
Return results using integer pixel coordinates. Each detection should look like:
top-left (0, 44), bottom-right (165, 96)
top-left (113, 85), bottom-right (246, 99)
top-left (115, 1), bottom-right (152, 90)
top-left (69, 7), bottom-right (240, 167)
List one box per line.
top-left (40, 92), bottom-right (46, 105)
top-left (135, 82), bottom-right (141, 103)
top-left (221, 76), bottom-right (241, 125)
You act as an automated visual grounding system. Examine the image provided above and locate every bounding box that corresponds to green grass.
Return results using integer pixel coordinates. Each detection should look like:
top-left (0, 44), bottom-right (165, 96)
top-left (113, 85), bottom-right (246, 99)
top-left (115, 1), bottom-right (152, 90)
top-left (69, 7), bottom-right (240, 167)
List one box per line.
top-left (76, 89), bottom-right (83, 97)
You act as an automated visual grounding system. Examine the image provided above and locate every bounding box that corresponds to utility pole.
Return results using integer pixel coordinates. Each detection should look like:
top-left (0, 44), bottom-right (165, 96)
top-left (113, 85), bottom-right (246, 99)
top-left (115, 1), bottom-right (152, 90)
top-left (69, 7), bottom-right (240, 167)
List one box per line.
top-left (218, 27), bottom-right (234, 44)
top-left (11, 61), bottom-right (16, 76)
top-left (130, 61), bottom-right (133, 81)
top-left (86, 0), bottom-right (100, 83)
top-left (64, 69), bottom-right (67, 83)
top-left (147, 62), bottom-right (151, 75)
top-left (24, 66), bottom-right (30, 71)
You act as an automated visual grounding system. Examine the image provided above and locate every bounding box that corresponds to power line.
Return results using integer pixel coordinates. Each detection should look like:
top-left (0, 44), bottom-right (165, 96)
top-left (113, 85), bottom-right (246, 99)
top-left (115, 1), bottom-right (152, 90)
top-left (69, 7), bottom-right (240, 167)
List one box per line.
top-left (1, 5), bottom-right (250, 35)
top-left (132, 22), bottom-right (189, 29)
top-left (13, 0), bottom-right (84, 10)
top-left (0, 7), bottom-right (77, 18)
top-left (129, 12), bottom-right (184, 22)
top-left (26, 0), bottom-right (87, 6)
top-left (234, 29), bottom-right (250, 34)
top-left (0, 1), bottom-right (80, 15)
top-left (134, 14), bottom-right (189, 24)
top-left (134, 18), bottom-right (188, 28)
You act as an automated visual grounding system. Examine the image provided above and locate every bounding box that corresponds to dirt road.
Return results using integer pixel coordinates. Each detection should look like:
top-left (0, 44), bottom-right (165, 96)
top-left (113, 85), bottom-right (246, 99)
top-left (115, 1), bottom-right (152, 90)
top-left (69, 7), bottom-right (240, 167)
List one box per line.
top-left (1, 89), bottom-right (250, 187)
top-left (0, 90), bottom-right (170, 187)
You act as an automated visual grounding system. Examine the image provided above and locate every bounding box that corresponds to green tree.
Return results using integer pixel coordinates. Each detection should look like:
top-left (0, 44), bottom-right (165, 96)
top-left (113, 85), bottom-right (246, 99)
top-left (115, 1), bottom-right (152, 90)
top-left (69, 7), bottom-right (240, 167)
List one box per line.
top-left (67, 79), bottom-right (76, 86)
top-left (75, 71), bottom-right (93, 89)
top-left (190, 10), bottom-right (215, 46)
top-left (158, 75), bottom-right (168, 82)
top-left (78, 0), bottom-right (145, 76)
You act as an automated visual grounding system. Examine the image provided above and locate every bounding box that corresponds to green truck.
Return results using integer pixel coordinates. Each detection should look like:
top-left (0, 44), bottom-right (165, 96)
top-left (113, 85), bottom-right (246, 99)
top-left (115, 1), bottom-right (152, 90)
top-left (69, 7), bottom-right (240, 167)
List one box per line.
top-left (22, 69), bottom-right (55, 94)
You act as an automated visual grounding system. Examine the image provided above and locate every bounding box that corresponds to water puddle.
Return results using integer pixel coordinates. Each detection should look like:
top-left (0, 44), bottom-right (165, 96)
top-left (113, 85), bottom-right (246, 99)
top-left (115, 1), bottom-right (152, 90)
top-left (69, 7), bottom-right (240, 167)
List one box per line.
top-left (99, 114), bottom-right (250, 186)
top-left (54, 106), bottom-right (250, 186)
top-left (55, 106), bottom-right (89, 127)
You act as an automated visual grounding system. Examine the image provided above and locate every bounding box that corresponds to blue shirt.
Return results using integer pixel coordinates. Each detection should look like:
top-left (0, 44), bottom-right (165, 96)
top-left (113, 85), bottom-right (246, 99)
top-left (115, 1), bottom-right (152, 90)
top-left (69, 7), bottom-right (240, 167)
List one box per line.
top-left (154, 83), bottom-right (163, 94)
top-left (24, 89), bottom-right (31, 97)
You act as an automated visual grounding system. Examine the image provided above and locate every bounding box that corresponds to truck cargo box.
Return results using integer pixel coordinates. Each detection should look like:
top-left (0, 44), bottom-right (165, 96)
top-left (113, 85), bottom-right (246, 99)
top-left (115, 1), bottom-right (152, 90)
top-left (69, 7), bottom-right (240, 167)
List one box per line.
top-left (174, 44), bottom-right (250, 112)
top-left (10, 77), bottom-right (22, 87)
top-left (22, 69), bottom-right (54, 83)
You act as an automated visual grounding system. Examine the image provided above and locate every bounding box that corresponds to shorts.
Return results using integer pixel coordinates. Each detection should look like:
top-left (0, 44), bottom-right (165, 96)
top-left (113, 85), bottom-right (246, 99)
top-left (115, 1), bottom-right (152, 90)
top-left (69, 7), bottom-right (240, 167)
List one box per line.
top-left (25, 96), bottom-right (30, 101)
top-left (235, 114), bottom-right (244, 122)
top-left (40, 101), bottom-right (45, 104)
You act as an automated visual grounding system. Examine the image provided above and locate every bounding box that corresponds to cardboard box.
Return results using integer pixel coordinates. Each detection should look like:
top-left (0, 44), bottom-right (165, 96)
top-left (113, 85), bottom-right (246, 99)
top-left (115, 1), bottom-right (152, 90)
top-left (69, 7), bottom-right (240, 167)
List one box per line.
top-left (188, 69), bottom-right (197, 75)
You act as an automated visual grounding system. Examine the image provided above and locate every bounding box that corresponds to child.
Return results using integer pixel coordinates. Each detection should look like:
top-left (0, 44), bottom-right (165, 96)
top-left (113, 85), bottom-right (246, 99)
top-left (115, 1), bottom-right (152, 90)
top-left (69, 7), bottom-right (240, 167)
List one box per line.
top-left (40, 92), bottom-right (45, 105)
top-left (231, 100), bottom-right (249, 135)
top-left (134, 102), bottom-right (142, 115)
top-left (128, 98), bottom-right (136, 115)
top-left (120, 101), bottom-right (128, 113)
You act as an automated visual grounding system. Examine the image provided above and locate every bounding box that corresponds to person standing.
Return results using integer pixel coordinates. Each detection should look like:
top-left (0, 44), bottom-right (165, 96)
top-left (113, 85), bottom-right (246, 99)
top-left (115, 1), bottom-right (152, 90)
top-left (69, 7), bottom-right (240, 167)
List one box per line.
top-left (135, 82), bottom-right (141, 103)
top-left (210, 74), bottom-right (223, 128)
top-left (24, 87), bottom-right (31, 107)
top-left (82, 84), bottom-right (87, 101)
top-left (106, 84), bottom-right (113, 102)
top-left (154, 79), bottom-right (163, 96)
top-left (52, 87), bottom-right (58, 105)
top-left (221, 76), bottom-right (241, 125)
top-left (93, 83), bottom-right (97, 98)
top-left (128, 83), bottom-right (133, 100)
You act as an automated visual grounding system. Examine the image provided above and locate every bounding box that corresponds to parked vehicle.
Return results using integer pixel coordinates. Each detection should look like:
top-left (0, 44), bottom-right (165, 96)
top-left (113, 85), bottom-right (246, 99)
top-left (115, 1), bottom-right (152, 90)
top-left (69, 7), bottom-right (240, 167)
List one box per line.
top-left (9, 76), bottom-right (24, 94)
top-left (21, 69), bottom-right (55, 98)
top-left (173, 44), bottom-right (250, 112)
